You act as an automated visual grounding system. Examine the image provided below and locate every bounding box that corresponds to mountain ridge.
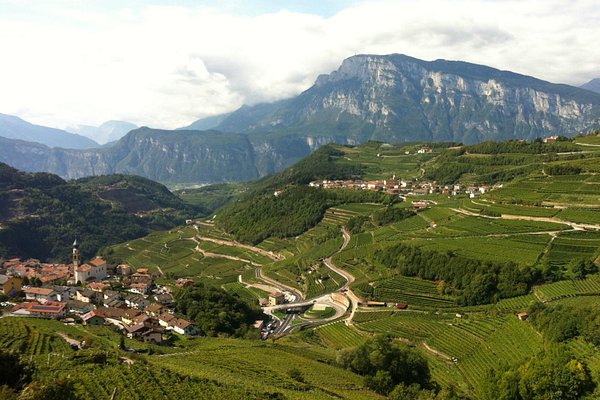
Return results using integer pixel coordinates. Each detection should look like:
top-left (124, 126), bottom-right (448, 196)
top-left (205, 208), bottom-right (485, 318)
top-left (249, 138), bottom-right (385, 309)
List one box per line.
top-left (2, 54), bottom-right (600, 184)
top-left (209, 54), bottom-right (600, 143)
top-left (0, 113), bottom-right (99, 149)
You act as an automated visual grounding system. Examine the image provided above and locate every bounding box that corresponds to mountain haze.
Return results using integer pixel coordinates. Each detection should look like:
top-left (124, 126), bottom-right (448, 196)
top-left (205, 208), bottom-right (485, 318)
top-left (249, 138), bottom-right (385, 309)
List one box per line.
top-left (0, 113), bottom-right (99, 149)
top-left (581, 78), bottom-right (600, 94)
top-left (2, 54), bottom-right (600, 184)
top-left (69, 120), bottom-right (138, 144)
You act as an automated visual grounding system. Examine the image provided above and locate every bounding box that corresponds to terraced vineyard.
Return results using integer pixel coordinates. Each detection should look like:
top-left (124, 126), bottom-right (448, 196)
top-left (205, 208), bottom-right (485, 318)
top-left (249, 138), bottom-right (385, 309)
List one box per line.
top-left (534, 274), bottom-right (600, 302)
top-left (316, 321), bottom-right (366, 349)
top-left (371, 275), bottom-right (458, 308)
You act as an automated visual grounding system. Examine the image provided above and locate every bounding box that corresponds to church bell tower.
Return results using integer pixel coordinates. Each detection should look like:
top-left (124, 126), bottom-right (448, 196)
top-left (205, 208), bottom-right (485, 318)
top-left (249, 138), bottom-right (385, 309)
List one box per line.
top-left (72, 239), bottom-right (81, 268)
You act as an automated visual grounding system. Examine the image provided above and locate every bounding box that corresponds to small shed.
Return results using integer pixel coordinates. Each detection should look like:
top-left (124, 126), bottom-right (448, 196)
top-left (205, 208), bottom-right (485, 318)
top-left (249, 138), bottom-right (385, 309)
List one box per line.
top-left (517, 312), bottom-right (529, 321)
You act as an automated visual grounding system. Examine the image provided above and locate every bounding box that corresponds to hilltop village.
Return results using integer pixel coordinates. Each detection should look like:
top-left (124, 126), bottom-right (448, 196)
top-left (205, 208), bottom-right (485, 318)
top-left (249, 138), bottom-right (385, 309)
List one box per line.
top-left (0, 241), bottom-right (196, 345)
top-left (309, 177), bottom-right (499, 199)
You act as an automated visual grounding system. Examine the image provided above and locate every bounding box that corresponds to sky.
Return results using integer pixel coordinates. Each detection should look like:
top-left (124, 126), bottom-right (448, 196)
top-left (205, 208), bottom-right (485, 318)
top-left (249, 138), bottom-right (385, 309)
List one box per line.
top-left (0, 0), bottom-right (599, 134)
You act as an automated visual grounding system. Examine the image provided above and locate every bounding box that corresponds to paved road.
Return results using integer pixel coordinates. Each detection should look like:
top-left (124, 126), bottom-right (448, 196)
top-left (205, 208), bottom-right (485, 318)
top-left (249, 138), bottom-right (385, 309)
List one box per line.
top-left (322, 228), bottom-right (363, 326)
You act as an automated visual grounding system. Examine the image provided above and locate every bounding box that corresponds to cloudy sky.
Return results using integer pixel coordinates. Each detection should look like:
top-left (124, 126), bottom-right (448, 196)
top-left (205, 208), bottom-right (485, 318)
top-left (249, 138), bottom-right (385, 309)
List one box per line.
top-left (0, 0), bottom-right (598, 133)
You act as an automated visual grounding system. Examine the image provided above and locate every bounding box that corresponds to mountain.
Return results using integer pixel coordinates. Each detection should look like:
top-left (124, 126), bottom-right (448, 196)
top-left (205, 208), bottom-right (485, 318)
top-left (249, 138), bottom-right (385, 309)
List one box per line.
top-left (3, 54), bottom-right (600, 184)
top-left (0, 113), bottom-right (99, 149)
top-left (69, 120), bottom-right (138, 144)
top-left (207, 54), bottom-right (600, 143)
top-left (581, 78), bottom-right (600, 94)
top-left (0, 128), bottom-right (330, 183)
top-left (178, 113), bottom-right (232, 131)
top-left (0, 162), bottom-right (202, 261)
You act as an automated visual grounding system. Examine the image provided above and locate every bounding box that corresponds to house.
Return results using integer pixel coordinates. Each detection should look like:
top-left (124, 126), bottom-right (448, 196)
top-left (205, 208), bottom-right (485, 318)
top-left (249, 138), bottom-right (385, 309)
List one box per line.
top-left (412, 201), bottom-right (429, 209)
top-left (417, 147), bottom-right (432, 154)
top-left (81, 311), bottom-right (105, 326)
top-left (140, 328), bottom-right (163, 344)
top-left (0, 274), bottom-right (21, 296)
top-left (12, 302), bottom-right (66, 318)
top-left (128, 283), bottom-right (150, 295)
top-left (395, 303), bottom-right (408, 310)
top-left (48, 285), bottom-right (76, 302)
top-left (66, 299), bottom-right (94, 314)
top-left (517, 312), bottom-right (529, 321)
top-left (175, 278), bottom-right (194, 288)
top-left (116, 264), bottom-right (132, 276)
top-left (125, 294), bottom-right (150, 310)
top-left (121, 309), bottom-right (142, 325)
top-left (130, 269), bottom-right (153, 285)
top-left (170, 318), bottom-right (196, 335)
top-left (268, 291), bottom-right (285, 306)
top-left (144, 303), bottom-right (165, 317)
top-left (158, 313), bottom-right (176, 328)
top-left (154, 293), bottom-right (174, 306)
top-left (24, 287), bottom-right (56, 303)
top-left (88, 282), bottom-right (110, 292)
top-left (543, 136), bottom-right (558, 143)
top-left (75, 288), bottom-right (96, 304)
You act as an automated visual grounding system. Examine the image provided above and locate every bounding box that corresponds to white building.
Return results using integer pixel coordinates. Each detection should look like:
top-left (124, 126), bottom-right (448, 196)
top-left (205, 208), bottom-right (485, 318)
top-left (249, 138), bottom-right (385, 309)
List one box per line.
top-left (75, 257), bottom-right (107, 283)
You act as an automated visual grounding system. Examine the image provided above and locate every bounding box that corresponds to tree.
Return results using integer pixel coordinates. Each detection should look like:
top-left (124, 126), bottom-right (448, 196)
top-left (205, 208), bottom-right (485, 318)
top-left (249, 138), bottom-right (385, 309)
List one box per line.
top-left (338, 335), bottom-right (431, 395)
top-left (0, 350), bottom-right (31, 390)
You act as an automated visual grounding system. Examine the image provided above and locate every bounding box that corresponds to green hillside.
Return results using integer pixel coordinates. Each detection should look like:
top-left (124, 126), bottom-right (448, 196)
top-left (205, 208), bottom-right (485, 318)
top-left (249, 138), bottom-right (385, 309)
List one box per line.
top-left (0, 163), bottom-right (203, 261)
top-left (22, 132), bottom-right (600, 398)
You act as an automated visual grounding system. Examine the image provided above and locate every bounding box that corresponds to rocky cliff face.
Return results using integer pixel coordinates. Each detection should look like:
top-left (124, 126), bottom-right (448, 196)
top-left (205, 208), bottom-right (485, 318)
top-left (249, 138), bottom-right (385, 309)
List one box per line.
top-left (213, 54), bottom-right (600, 143)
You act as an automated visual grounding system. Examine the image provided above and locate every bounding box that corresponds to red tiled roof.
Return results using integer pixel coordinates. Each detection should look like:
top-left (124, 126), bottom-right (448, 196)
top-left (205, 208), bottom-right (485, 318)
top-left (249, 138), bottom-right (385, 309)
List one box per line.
top-left (24, 287), bottom-right (55, 296)
top-left (89, 257), bottom-right (106, 267)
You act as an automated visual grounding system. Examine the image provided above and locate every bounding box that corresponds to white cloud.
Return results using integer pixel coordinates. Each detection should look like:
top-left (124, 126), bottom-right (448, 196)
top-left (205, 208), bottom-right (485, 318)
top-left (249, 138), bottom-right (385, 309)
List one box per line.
top-left (0, 0), bottom-right (598, 133)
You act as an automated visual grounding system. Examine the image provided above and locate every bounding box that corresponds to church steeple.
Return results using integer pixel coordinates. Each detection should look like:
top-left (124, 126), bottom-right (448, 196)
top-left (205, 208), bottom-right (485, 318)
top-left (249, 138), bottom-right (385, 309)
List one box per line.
top-left (72, 239), bottom-right (80, 268)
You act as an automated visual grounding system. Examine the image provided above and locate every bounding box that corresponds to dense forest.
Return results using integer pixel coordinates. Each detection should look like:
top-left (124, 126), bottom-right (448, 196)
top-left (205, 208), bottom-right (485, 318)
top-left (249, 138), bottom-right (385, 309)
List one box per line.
top-left (528, 303), bottom-right (600, 345)
top-left (174, 283), bottom-right (263, 338)
top-left (217, 186), bottom-right (395, 244)
top-left (373, 243), bottom-right (540, 305)
top-left (0, 163), bottom-right (202, 261)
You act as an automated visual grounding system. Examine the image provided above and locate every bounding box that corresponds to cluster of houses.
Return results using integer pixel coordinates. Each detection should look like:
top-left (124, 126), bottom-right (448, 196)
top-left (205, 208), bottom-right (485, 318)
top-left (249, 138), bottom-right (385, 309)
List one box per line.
top-left (309, 177), bottom-right (499, 199)
top-left (0, 240), bottom-right (196, 344)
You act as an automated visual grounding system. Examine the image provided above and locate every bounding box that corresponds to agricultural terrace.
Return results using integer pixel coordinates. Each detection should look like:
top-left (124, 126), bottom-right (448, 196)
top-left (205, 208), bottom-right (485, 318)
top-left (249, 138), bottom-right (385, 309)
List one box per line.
top-left (332, 142), bottom-right (440, 181)
top-left (0, 318), bottom-right (382, 399)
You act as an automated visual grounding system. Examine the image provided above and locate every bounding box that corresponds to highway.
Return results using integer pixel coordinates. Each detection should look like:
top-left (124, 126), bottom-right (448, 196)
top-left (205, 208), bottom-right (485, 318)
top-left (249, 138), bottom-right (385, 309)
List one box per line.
top-left (256, 227), bottom-right (362, 336)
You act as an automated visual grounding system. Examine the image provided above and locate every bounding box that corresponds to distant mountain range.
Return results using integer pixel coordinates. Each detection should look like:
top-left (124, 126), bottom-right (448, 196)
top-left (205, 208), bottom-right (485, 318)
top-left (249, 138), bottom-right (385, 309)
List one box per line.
top-left (1, 54), bottom-right (600, 184)
top-left (200, 54), bottom-right (600, 143)
top-left (0, 113), bottom-right (99, 149)
top-left (69, 120), bottom-right (138, 144)
top-left (581, 78), bottom-right (600, 94)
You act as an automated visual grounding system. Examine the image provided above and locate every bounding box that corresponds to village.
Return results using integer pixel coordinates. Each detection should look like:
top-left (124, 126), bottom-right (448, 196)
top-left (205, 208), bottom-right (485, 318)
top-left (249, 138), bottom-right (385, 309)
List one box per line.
top-left (0, 240), bottom-right (197, 346)
top-left (308, 177), bottom-right (499, 199)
